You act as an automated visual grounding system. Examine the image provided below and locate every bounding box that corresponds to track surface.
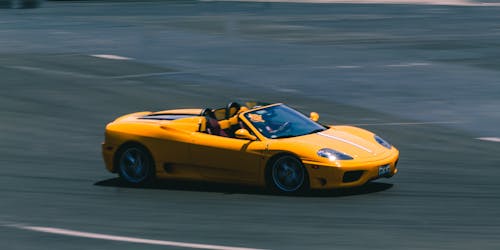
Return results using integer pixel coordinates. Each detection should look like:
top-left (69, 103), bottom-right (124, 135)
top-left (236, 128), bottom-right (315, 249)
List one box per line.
top-left (1, 1), bottom-right (499, 250)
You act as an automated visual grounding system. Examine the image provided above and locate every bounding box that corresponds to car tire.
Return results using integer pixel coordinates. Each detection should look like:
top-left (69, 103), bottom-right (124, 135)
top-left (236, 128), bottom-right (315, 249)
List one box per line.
top-left (115, 143), bottom-right (155, 185)
top-left (266, 154), bottom-right (309, 194)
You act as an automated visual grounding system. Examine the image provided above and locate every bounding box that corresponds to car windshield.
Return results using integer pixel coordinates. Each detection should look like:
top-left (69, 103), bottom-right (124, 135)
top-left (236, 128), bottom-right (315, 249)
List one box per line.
top-left (244, 104), bottom-right (326, 139)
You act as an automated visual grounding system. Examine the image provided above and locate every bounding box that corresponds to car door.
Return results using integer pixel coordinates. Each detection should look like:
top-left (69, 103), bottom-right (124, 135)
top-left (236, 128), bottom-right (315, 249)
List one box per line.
top-left (189, 132), bottom-right (266, 184)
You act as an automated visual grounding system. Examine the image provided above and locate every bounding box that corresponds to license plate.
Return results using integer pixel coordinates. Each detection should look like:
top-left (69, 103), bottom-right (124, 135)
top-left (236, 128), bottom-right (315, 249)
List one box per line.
top-left (378, 165), bottom-right (391, 176)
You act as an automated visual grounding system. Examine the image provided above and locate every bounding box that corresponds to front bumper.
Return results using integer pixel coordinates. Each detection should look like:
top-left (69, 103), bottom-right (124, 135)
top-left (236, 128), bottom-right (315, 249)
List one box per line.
top-left (303, 150), bottom-right (399, 189)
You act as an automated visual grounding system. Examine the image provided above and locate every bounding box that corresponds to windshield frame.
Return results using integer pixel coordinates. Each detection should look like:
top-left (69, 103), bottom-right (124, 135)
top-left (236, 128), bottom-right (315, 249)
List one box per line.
top-left (239, 103), bottom-right (327, 140)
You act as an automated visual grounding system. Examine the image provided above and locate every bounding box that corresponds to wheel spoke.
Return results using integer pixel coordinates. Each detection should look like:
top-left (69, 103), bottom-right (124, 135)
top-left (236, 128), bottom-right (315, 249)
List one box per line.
top-left (125, 152), bottom-right (135, 165)
top-left (136, 154), bottom-right (142, 165)
top-left (135, 162), bottom-right (143, 175)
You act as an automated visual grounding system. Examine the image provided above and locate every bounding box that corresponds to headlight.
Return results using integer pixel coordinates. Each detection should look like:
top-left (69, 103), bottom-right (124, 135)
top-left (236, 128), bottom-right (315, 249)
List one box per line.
top-left (317, 148), bottom-right (353, 161)
top-left (374, 135), bottom-right (391, 149)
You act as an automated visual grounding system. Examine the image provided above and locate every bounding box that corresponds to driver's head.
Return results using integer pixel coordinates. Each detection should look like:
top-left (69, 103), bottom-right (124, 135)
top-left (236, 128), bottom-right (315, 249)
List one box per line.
top-left (261, 109), bottom-right (275, 120)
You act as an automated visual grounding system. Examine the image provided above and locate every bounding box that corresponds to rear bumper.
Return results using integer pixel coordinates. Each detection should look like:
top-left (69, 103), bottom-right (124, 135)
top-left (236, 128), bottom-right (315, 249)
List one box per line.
top-left (304, 150), bottom-right (399, 189)
top-left (102, 142), bottom-right (116, 173)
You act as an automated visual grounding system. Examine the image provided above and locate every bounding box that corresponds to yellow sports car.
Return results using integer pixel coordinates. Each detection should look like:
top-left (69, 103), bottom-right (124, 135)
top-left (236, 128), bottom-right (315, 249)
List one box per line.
top-left (102, 102), bottom-right (399, 193)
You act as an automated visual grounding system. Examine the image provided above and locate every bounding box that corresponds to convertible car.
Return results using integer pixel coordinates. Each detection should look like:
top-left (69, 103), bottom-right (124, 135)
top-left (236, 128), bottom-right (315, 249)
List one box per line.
top-left (102, 102), bottom-right (399, 193)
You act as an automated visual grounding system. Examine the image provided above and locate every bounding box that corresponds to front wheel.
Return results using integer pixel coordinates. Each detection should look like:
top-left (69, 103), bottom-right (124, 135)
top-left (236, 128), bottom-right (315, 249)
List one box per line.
top-left (267, 155), bottom-right (309, 194)
top-left (116, 144), bottom-right (154, 185)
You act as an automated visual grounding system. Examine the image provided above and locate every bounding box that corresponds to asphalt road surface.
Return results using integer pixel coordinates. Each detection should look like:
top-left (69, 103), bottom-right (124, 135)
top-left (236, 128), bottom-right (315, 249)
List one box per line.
top-left (1, 1), bottom-right (499, 250)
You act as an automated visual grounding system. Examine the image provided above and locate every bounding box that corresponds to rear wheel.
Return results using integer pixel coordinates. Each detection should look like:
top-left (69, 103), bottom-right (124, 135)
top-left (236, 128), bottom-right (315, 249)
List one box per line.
top-left (116, 144), bottom-right (154, 185)
top-left (267, 155), bottom-right (309, 194)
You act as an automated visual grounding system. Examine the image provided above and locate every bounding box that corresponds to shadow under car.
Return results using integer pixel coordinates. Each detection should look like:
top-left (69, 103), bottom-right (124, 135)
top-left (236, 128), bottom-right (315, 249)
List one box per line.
top-left (94, 178), bottom-right (393, 197)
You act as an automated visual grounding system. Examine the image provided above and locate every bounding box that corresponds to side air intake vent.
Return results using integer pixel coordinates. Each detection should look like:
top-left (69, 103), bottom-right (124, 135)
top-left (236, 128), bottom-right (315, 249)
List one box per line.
top-left (343, 170), bottom-right (364, 183)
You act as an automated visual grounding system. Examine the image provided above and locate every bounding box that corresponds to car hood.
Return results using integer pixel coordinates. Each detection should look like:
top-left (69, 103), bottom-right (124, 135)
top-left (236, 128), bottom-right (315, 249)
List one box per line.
top-left (280, 127), bottom-right (388, 160)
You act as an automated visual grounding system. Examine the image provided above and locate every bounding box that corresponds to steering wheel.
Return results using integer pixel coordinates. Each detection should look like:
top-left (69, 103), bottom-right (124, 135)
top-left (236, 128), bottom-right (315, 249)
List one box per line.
top-left (273, 121), bottom-right (292, 135)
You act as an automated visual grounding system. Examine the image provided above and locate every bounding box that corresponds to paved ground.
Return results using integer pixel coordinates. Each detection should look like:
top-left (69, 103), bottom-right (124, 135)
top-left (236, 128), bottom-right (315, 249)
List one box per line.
top-left (0, 1), bottom-right (499, 250)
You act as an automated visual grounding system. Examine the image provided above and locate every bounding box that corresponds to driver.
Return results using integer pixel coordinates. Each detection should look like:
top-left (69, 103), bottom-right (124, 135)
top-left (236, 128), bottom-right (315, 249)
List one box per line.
top-left (248, 111), bottom-right (290, 138)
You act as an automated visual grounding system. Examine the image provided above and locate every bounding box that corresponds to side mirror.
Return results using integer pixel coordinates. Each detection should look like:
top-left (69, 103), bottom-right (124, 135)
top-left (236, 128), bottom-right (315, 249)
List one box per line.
top-left (235, 129), bottom-right (257, 141)
top-left (310, 112), bottom-right (319, 122)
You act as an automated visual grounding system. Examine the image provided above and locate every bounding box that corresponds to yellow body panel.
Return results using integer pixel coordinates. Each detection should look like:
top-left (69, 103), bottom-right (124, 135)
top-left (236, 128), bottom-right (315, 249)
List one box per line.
top-left (152, 109), bottom-right (203, 115)
top-left (102, 104), bottom-right (399, 190)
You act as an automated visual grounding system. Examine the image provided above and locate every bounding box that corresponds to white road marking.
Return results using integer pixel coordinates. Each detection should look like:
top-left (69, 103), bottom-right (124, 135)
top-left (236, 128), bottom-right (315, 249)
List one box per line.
top-left (9, 224), bottom-right (267, 250)
top-left (201, 0), bottom-right (500, 6)
top-left (6, 65), bottom-right (43, 71)
top-left (385, 62), bottom-right (431, 67)
top-left (108, 71), bottom-right (185, 79)
top-left (335, 65), bottom-right (362, 69)
top-left (5, 65), bottom-right (180, 80)
top-left (91, 54), bottom-right (133, 60)
top-left (275, 88), bottom-right (299, 93)
top-left (476, 137), bottom-right (500, 143)
top-left (313, 65), bottom-right (363, 69)
top-left (348, 121), bottom-right (462, 126)
top-left (6, 65), bottom-right (97, 78)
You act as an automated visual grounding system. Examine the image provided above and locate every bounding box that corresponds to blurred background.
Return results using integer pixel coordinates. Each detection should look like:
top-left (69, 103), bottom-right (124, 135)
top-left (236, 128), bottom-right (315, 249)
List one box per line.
top-left (1, 1), bottom-right (499, 250)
